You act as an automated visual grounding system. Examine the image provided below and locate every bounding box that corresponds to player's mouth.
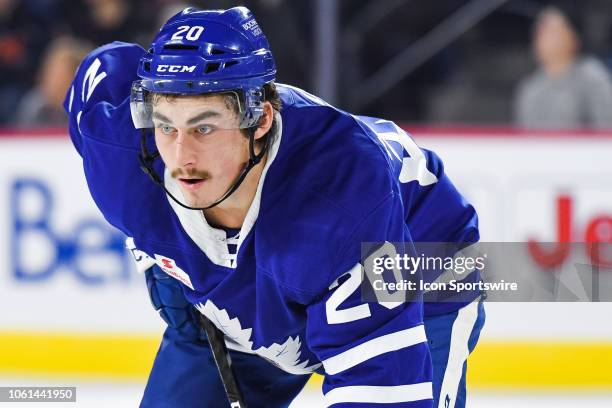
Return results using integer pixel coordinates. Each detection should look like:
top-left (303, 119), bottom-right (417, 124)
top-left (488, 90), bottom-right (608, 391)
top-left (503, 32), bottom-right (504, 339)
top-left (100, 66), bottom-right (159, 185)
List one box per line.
top-left (178, 178), bottom-right (206, 191)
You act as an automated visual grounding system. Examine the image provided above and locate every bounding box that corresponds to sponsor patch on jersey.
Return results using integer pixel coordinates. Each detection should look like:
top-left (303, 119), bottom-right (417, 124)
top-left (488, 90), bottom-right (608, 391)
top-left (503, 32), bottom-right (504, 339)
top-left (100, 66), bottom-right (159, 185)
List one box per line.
top-left (154, 254), bottom-right (195, 290)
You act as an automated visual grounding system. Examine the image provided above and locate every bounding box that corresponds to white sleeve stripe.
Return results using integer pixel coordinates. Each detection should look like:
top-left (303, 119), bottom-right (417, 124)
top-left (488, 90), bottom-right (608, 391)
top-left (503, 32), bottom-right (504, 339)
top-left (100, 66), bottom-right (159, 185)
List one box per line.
top-left (437, 299), bottom-right (480, 408)
top-left (68, 85), bottom-right (74, 113)
top-left (76, 110), bottom-right (83, 134)
top-left (322, 325), bottom-right (427, 375)
top-left (324, 382), bottom-right (432, 405)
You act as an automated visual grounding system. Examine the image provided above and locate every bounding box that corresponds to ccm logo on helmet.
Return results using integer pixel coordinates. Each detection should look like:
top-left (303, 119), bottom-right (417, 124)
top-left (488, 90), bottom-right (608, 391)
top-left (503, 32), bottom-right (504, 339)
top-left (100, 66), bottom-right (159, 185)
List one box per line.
top-left (157, 64), bottom-right (197, 73)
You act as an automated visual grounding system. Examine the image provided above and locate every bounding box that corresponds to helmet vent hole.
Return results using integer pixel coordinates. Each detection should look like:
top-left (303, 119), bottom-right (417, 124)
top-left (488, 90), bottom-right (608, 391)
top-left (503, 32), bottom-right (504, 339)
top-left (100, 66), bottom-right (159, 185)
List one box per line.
top-left (210, 48), bottom-right (226, 55)
top-left (144, 61), bottom-right (151, 72)
top-left (205, 62), bottom-right (221, 74)
top-left (163, 44), bottom-right (198, 51)
top-left (225, 60), bottom-right (239, 68)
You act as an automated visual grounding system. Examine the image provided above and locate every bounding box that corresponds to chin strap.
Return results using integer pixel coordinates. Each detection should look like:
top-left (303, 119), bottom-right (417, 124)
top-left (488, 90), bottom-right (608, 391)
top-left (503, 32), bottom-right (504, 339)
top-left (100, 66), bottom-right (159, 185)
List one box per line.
top-left (138, 122), bottom-right (273, 211)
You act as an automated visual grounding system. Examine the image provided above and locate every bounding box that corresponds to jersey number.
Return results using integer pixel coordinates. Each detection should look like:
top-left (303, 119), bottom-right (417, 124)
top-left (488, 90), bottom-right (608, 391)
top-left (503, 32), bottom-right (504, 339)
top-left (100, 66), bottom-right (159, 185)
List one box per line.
top-left (326, 242), bottom-right (404, 325)
top-left (373, 119), bottom-right (438, 186)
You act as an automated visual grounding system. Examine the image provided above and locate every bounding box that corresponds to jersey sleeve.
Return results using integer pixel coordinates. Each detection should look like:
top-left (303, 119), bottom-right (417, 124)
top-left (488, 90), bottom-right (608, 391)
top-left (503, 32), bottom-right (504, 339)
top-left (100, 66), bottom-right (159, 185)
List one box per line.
top-left (404, 148), bottom-right (478, 245)
top-left (306, 193), bottom-right (433, 408)
top-left (402, 147), bottom-right (481, 316)
top-left (62, 41), bottom-right (159, 237)
top-left (353, 115), bottom-right (481, 316)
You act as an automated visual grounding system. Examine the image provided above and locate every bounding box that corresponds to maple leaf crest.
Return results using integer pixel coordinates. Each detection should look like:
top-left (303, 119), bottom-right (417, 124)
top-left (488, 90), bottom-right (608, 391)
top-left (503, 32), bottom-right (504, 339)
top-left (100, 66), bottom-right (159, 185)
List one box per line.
top-left (195, 300), bottom-right (321, 374)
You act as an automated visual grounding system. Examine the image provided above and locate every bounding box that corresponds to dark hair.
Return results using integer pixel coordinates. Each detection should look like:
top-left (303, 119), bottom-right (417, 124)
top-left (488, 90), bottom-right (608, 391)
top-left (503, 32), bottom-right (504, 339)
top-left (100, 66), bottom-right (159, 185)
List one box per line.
top-left (539, 4), bottom-right (583, 39)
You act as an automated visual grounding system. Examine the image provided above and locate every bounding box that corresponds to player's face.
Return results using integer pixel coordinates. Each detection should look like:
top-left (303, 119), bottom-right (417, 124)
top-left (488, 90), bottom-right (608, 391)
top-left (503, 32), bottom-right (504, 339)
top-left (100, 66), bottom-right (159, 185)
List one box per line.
top-left (152, 95), bottom-right (250, 208)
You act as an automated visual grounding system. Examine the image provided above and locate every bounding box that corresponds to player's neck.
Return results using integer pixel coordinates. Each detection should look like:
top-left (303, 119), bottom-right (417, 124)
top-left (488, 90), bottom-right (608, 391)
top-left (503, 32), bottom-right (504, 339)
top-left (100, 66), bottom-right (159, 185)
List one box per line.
top-left (203, 154), bottom-right (268, 229)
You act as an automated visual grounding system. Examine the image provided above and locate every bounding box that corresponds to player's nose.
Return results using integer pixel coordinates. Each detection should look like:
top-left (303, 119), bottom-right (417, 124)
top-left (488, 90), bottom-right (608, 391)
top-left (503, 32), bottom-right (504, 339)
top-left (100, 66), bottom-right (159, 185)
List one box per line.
top-left (175, 130), bottom-right (197, 167)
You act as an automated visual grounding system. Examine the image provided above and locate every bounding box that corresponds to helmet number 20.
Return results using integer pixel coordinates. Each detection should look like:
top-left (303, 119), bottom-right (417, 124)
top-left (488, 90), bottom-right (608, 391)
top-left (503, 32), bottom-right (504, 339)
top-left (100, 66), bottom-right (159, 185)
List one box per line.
top-left (171, 25), bottom-right (204, 41)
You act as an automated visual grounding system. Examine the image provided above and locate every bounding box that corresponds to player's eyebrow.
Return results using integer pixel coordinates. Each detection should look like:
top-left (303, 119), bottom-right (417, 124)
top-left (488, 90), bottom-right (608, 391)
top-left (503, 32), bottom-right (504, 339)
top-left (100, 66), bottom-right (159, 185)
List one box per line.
top-left (152, 112), bottom-right (173, 123)
top-left (151, 110), bottom-right (221, 125)
top-left (186, 111), bottom-right (221, 125)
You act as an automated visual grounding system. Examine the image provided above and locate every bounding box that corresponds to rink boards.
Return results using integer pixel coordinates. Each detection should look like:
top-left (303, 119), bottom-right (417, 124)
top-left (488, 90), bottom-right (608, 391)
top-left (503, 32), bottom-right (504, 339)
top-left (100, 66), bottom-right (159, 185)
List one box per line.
top-left (1, 127), bottom-right (611, 389)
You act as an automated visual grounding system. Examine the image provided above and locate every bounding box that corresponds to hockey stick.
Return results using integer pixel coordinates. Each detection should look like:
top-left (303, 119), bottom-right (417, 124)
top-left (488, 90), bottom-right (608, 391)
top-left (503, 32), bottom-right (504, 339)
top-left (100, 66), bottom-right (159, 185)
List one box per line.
top-left (200, 314), bottom-right (248, 408)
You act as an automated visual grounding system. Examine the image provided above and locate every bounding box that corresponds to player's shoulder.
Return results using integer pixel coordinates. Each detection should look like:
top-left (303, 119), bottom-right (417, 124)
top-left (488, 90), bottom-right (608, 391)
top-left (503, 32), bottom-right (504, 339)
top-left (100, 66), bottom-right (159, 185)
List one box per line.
top-left (275, 84), bottom-right (444, 189)
top-left (277, 83), bottom-right (332, 110)
top-left (65, 41), bottom-right (145, 152)
top-left (276, 83), bottom-right (393, 164)
top-left (65, 41), bottom-right (145, 115)
top-left (78, 41), bottom-right (145, 82)
top-left (81, 41), bottom-right (145, 71)
top-left (275, 85), bottom-right (399, 211)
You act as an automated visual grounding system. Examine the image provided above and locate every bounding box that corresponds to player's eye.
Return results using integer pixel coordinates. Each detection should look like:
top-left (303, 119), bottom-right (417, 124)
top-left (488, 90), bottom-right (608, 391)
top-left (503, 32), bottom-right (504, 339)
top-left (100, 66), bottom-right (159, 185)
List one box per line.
top-left (197, 125), bottom-right (214, 135)
top-left (159, 124), bottom-right (174, 135)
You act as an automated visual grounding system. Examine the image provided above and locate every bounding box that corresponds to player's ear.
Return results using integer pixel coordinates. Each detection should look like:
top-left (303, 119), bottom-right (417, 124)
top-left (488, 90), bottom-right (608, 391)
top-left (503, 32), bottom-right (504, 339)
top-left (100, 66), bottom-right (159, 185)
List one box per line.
top-left (253, 102), bottom-right (274, 141)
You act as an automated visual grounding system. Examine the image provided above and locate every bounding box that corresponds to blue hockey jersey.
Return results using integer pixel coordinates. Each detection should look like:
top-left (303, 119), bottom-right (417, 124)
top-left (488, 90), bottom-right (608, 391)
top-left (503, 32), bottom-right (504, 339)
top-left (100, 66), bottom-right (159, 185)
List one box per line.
top-left (65, 42), bottom-right (479, 407)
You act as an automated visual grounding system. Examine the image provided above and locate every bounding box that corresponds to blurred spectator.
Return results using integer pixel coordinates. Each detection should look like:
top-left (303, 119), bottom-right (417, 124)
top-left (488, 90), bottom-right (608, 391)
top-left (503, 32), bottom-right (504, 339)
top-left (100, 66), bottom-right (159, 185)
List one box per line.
top-left (0, 0), bottom-right (56, 124)
top-left (65, 0), bottom-right (153, 46)
top-left (15, 36), bottom-right (91, 127)
top-left (156, 2), bottom-right (190, 29)
top-left (514, 5), bottom-right (612, 129)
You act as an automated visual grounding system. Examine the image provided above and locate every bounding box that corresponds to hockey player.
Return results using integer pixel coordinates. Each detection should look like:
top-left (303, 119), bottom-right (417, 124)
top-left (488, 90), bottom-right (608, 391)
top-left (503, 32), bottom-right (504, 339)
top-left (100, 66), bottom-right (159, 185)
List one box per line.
top-left (65, 7), bottom-right (484, 408)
